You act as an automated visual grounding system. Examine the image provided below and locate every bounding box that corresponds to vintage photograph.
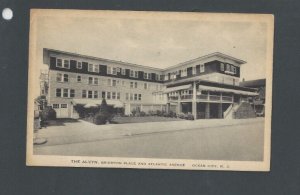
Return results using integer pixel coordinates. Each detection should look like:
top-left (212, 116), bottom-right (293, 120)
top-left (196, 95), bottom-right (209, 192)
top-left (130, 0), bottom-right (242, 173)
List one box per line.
top-left (27, 10), bottom-right (273, 171)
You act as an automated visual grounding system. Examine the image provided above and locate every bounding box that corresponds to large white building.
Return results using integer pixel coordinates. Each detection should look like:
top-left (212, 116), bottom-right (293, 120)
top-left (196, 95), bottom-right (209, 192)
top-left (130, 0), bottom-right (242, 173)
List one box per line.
top-left (43, 48), bottom-right (258, 119)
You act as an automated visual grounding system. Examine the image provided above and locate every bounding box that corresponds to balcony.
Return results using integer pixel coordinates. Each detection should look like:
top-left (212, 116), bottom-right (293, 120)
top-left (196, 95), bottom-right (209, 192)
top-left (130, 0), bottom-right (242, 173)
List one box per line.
top-left (197, 94), bottom-right (233, 102)
top-left (181, 94), bottom-right (193, 100)
top-left (168, 94), bottom-right (233, 102)
top-left (168, 96), bottom-right (179, 101)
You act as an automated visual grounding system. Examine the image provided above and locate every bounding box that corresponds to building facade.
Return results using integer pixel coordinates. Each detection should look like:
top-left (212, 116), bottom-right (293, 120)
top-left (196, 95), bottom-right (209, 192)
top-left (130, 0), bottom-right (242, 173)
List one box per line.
top-left (43, 48), bottom-right (258, 119)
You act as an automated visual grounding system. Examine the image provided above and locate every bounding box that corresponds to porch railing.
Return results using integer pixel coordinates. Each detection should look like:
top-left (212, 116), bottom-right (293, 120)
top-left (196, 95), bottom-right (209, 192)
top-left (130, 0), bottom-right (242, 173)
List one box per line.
top-left (181, 94), bottom-right (193, 100)
top-left (222, 96), bottom-right (233, 102)
top-left (168, 96), bottom-right (179, 101)
top-left (169, 94), bottom-right (233, 102)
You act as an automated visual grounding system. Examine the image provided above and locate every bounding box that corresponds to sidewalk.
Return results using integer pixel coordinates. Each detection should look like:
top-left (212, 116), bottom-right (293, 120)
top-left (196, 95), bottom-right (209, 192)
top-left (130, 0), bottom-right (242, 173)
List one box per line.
top-left (35, 118), bottom-right (264, 147)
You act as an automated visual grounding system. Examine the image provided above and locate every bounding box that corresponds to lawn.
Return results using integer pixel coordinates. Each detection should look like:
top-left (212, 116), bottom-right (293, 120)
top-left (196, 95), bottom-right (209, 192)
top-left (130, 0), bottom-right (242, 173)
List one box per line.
top-left (111, 116), bottom-right (183, 124)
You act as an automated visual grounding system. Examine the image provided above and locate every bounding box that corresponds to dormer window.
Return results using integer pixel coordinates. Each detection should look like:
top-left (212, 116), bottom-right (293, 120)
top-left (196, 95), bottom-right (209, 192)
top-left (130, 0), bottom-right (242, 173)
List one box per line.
top-left (192, 67), bottom-right (196, 75)
top-left (220, 63), bottom-right (225, 71)
top-left (130, 70), bottom-right (134, 77)
top-left (77, 62), bottom-right (82, 69)
top-left (63, 60), bottom-right (70, 69)
top-left (56, 59), bottom-right (62, 68)
top-left (200, 64), bottom-right (205, 73)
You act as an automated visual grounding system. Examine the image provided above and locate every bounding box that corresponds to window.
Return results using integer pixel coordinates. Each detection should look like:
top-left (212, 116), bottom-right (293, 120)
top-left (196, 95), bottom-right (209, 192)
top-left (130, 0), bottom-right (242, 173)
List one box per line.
top-left (134, 82), bottom-right (138, 88)
top-left (135, 71), bottom-right (139, 78)
top-left (134, 94), bottom-right (138, 101)
top-left (220, 63), bottom-right (225, 71)
top-left (88, 91), bottom-right (93, 98)
top-left (200, 64), bottom-right (205, 73)
top-left (164, 74), bottom-right (169, 80)
top-left (112, 92), bottom-right (116, 99)
top-left (192, 67), bottom-right (196, 75)
top-left (148, 73), bottom-right (151, 80)
top-left (102, 91), bottom-right (106, 99)
top-left (82, 90), bottom-right (87, 98)
top-left (56, 59), bottom-right (62, 67)
top-left (155, 74), bottom-right (159, 81)
top-left (117, 92), bottom-right (120, 100)
top-left (61, 104), bottom-right (68, 108)
top-left (53, 104), bottom-right (59, 109)
top-left (77, 62), bottom-right (82, 69)
top-left (112, 67), bottom-right (117, 75)
top-left (130, 93), bottom-right (133, 101)
top-left (226, 64), bottom-right (230, 71)
top-left (233, 66), bottom-right (236, 74)
top-left (63, 89), bottom-right (68, 97)
top-left (88, 77), bottom-right (93, 84)
top-left (181, 69), bottom-right (187, 77)
top-left (117, 67), bottom-right (120, 72)
top-left (56, 73), bottom-right (62, 82)
top-left (56, 88), bottom-right (62, 97)
top-left (94, 78), bottom-right (99, 85)
top-left (121, 69), bottom-right (126, 75)
top-left (130, 70), bottom-right (134, 77)
top-left (107, 66), bottom-right (111, 74)
top-left (138, 94), bottom-right (142, 101)
top-left (130, 82), bottom-right (134, 88)
top-left (107, 79), bottom-right (111, 86)
top-left (112, 80), bottom-right (117, 87)
top-left (94, 65), bottom-right (99, 73)
top-left (88, 64), bottom-right (93, 72)
top-left (70, 89), bottom-right (75, 98)
top-left (77, 75), bottom-right (81, 82)
top-left (107, 92), bottom-right (111, 99)
top-left (144, 72), bottom-right (148, 79)
top-left (63, 74), bottom-right (68, 82)
top-left (94, 91), bottom-right (98, 99)
top-left (63, 60), bottom-right (70, 69)
top-left (144, 83), bottom-right (148, 89)
top-left (126, 93), bottom-right (129, 100)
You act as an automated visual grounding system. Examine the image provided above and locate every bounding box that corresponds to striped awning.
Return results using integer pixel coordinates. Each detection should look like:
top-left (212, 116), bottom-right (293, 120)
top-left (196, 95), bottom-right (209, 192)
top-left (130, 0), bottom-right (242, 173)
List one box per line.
top-left (198, 85), bottom-right (258, 96)
top-left (164, 84), bottom-right (192, 93)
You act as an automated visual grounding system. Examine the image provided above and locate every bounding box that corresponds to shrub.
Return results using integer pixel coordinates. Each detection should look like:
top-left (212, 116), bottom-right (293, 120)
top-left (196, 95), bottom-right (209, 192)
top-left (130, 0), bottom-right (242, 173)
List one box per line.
top-left (140, 111), bottom-right (146, 117)
top-left (169, 111), bottom-right (177, 118)
top-left (156, 110), bottom-right (162, 116)
top-left (178, 113), bottom-right (185, 119)
top-left (94, 113), bottom-right (108, 125)
top-left (40, 106), bottom-right (56, 121)
top-left (93, 99), bottom-right (114, 124)
top-left (131, 109), bottom-right (137, 117)
top-left (186, 113), bottom-right (195, 120)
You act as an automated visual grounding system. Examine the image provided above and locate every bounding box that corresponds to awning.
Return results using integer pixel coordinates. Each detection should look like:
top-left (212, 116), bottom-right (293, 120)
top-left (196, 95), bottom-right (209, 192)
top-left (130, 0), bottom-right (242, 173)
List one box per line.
top-left (72, 99), bottom-right (124, 108)
top-left (164, 84), bottom-right (192, 93)
top-left (199, 85), bottom-right (258, 96)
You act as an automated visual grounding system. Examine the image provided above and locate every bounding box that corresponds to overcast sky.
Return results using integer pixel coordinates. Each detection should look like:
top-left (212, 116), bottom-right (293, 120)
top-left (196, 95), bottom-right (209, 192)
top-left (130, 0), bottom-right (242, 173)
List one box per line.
top-left (35, 11), bottom-right (269, 81)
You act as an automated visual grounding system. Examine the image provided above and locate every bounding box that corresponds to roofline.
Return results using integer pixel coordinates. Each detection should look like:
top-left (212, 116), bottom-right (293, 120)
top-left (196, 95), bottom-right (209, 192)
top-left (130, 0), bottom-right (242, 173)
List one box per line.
top-left (163, 52), bottom-right (247, 71)
top-left (44, 48), bottom-right (246, 72)
top-left (43, 48), bottom-right (163, 72)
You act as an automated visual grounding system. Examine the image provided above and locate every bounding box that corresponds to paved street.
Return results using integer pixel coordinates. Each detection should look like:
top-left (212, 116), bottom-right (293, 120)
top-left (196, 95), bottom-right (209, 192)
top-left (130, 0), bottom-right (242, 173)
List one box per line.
top-left (34, 118), bottom-right (264, 161)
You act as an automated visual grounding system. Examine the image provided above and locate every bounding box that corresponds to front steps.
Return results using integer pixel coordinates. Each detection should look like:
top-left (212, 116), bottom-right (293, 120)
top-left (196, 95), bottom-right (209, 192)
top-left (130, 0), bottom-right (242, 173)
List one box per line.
top-left (224, 102), bottom-right (256, 119)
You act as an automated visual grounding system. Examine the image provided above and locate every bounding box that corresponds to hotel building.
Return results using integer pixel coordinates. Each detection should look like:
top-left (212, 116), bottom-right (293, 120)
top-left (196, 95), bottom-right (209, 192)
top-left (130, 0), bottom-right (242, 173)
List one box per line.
top-left (42, 48), bottom-right (258, 119)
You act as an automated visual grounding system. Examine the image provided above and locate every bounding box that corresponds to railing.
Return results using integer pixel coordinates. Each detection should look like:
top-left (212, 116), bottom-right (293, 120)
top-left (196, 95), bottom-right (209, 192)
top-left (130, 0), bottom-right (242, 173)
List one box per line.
top-left (197, 94), bottom-right (208, 100)
top-left (168, 96), bottom-right (179, 101)
top-left (209, 95), bottom-right (221, 101)
top-left (222, 96), bottom-right (233, 102)
top-left (181, 94), bottom-right (193, 100)
top-left (168, 94), bottom-right (233, 102)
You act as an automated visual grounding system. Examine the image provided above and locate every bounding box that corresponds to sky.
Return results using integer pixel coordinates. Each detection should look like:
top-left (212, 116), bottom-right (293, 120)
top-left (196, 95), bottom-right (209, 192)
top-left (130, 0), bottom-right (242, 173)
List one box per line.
top-left (35, 11), bottom-right (269, 81)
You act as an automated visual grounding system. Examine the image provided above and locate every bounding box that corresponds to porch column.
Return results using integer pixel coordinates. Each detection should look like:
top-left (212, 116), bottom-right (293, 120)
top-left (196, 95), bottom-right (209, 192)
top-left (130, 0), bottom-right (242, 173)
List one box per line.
top-left (192, 82), bottom-right (197, 119)
top-left (177, 91), bottom-right (181, 114)
top-left (218, 103), bottom-right (223, 118)
top-left (205, 103), bottom-right (210, 119)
